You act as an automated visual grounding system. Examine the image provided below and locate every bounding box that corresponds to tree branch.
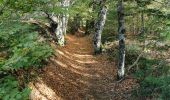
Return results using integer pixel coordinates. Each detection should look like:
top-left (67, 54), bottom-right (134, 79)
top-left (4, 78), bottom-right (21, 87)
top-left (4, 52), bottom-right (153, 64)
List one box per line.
top-left (128, 52), bottom-right (143, 72)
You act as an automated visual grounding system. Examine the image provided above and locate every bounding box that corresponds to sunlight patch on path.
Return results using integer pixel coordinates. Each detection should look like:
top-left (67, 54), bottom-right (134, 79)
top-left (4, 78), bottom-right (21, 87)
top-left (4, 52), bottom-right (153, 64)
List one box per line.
top-left (73, 54), bottom-right (93, 58)
top-left (51, 58), bottom-right (100, 78)
top-left (29, 79), bottom-right (62, 100)
top-left (75, 60), bottom-right (98, 64)
top-left (30, 34), bottom-right (136, 100)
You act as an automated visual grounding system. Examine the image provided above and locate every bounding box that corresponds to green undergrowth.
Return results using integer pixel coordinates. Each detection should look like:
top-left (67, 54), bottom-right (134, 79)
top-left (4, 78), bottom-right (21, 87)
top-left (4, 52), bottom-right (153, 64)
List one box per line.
top-left (0, 75), bottom-right (30, 100)
top-left (132, 58), bottom-right (170, 99)
top-left (103, 38), bottom-right (170, 99)
top-left (0, 21), bottom-right (53, 99)
top-left (125, 43), bottom-right (170, 99)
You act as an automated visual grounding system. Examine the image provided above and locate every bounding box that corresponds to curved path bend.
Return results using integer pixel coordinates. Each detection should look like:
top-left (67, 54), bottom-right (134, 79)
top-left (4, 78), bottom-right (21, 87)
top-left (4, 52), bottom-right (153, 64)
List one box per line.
top-left (29, 34), bottom-right (136, 100)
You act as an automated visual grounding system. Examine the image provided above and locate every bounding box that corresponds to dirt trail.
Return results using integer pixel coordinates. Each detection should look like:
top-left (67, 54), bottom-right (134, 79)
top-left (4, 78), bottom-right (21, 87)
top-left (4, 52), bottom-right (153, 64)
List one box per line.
top-left (29, 34), bottom-right (136, 100)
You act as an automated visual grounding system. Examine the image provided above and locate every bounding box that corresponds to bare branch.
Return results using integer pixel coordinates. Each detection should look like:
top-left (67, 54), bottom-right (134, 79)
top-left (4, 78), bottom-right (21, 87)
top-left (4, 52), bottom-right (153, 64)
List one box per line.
top-left (128, 52), bottom-right (143, 72)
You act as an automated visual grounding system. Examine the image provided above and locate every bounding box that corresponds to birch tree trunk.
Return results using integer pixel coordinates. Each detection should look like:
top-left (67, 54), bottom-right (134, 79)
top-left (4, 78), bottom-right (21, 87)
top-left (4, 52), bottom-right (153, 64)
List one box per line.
top-left (54, 15), bottom-right (65, 46)
top-left (93, 4), bottom-right (107, 54)
top-left (117, 0), bottom-right (125, 80)
top-left (45, 12), bottom-right (64, 46)
top-left (54, 0), bottom-right (70, 46)
top-left (61, 0), bottom-right (70, 35)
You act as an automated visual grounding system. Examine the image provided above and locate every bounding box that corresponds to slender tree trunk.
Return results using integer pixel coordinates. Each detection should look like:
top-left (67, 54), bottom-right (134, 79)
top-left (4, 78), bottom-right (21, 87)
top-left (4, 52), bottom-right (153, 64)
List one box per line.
top-left (85, 0), bottom-right (96, 35)
top-left (75, 14), bottom-right (81, 32)
top-left (93, 4), bottom-right (107, 54)
top-left (62, 14), bottom-right (67, 35)
top-left (136, 13), bottom-right (140, 34)
top-left (140, 11), bottom-right (147, 50)
top-left (117, 0), bottom-right (125, 80)
top-left (85, 19), bottom-right (90, 35)
top-left (132, 15), bottom-right (136, 35)
top-left (71, 14), bottom-right (81, 34)
top-left (61, 0), bottom-right (70, 35)
top-left (140, 11), bottom-right (144, 35)
top-left (54, 0), bottom-right (71, 46)
top-left (55, 15), bottom-right (65, 46)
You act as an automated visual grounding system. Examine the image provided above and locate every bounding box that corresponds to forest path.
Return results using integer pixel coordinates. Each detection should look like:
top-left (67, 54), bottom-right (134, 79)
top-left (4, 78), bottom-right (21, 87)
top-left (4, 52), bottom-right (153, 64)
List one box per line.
top-left (29, 34), bottom-right (136, 100)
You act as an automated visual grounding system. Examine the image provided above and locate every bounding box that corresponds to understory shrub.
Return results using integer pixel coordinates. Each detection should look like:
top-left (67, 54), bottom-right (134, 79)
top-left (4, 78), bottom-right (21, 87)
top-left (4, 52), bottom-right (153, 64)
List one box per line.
top-left (0, 75), bottom-right (30, 100)
top-left (0, 21), bottom-right (53, 99)
top-left (133, 58), bottom-right (170, 99)
top-left (125, 44), bottom-right (142, 66)
top-left (104, 40), bottom-right (170, 99)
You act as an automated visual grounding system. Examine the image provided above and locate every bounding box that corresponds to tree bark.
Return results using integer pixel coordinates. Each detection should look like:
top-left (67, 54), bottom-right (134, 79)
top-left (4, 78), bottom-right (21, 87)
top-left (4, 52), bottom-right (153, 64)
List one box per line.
top-left (117, 0), bottom-right (125, 80)
top-left (45, 11), bottom-right (65, 46)
top-left (140, 11), bottom-right (144, 35)
top-left (132, 15), bottom-right (136, 35)
top-left (54, 0), bottom-right (70, 46)
top-left (55, 15), bottom-right (65, 46)
top-left (45, 12), bottom-right (58, 42)
top-left (93, 3), bottom-right (107, 54)
top-left (61, 0), bottom-right (70, 35)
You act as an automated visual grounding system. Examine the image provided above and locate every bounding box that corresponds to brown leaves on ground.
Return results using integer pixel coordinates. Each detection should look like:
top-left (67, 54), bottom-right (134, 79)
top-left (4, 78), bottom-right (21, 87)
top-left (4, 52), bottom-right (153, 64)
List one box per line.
top-left (29, 34), bottom-right (137, 100)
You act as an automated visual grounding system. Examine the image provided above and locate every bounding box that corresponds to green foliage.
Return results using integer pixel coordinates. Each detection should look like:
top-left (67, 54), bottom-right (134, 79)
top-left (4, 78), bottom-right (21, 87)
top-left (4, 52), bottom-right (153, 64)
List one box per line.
top-left (0, 21), bottom-right (53, 71)
top-left (125, 44), bottom-right (142, 65)
top-left (0, 21), bottom-right (53, 99)
top-left (2, 0), bottom-right (59, 12)
top-left (135, 0), bottom-right (151, 6)
top-left (159, 20), bottom-right (170, 41)
top-left (0, 75), bottom-right (30, 100)
top-left (0, 0), bottom-right (169, 99)
top-left (70, 0), bottom-right (93, 18)
top-left (133, 58), bottom-right (170, 99)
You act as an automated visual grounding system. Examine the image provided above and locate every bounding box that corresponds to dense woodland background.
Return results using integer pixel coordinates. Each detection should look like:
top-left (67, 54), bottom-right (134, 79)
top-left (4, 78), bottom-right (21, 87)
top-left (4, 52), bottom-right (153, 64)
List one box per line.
top-left (0, 0), bottom-right (170, 100)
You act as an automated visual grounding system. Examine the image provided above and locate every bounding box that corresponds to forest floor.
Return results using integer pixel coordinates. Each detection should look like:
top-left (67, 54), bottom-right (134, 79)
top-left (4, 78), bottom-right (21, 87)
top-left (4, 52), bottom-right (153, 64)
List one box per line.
top-left (29, 34), bottom-right (137, 100)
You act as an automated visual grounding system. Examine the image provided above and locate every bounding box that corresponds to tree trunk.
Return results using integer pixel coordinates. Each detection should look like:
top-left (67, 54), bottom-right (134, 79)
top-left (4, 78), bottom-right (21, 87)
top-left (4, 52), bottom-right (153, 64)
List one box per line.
top-left (45, 12), bottom-right (65, 46)
top-left (55, 15), bottom-right (65, 46)
top-left (117, 0), bottom-right (125, 80)
top-left (93, 4), bottom-right (107, 54)
top-left (132, 15), bottom-right (136, 35)
top-left (71, 14), bottom-right (81, 34)
top-left (49, 19), bottom-right (58, 42)
top-left (140, 11), bottom-right (144, 35)
top-left (54, 0), bottom-right (70, 46)
top-left (61, 14), bottom-right (67, 35)
top-left (85, 20), bottom-right (90, 35)
top-left (136, 14), bottom-right (140, 34)
top-left (45, 13), bottom-right (58, 42)
top-left (61, 0), bottom-right (70, 35)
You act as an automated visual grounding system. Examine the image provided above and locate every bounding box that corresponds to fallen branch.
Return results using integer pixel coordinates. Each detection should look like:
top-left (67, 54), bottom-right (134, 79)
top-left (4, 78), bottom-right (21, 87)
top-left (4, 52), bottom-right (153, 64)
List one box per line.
top-left (128, 52), bottom-right (143, 72)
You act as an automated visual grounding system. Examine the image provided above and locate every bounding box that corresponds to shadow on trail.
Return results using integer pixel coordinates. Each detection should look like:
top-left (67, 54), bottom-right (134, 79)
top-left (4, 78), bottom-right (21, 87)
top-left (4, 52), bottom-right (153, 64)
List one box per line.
top-left (29, 34), bottom-right (136, 100)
